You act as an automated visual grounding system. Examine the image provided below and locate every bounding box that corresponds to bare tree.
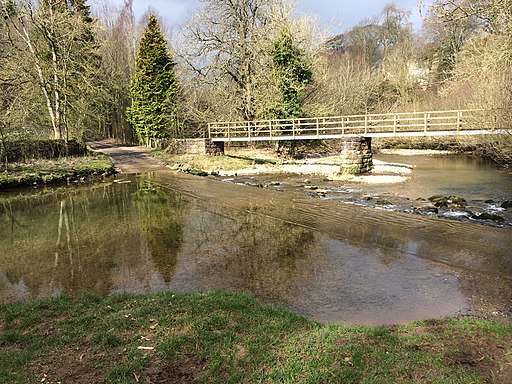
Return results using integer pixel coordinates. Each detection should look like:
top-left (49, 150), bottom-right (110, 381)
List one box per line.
top-left (422, 0), bottom-right (511, 32)
top-left (343, 22), bottom-right (383, 67)
top-left (314, 3), bottom-right (416, 114)
top-left (306, 53), bottom-right (380, 116)
top-left (182, 0), bottom-right (296, 121)
top-left (378, 3), bottom-right (412, 53)
top-left (1, 0), bottom-right (101, 141)
top-left (94, 0), bottom-right (138, 142)
top-left (421, 4), bottom-right (483, 87)
top-left (424, 0), bottom-right (512, 164)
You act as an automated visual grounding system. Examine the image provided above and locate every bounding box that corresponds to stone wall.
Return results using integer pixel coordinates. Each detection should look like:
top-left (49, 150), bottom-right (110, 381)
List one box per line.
top-left (165, 139), bottom-right (224, 156)
top-left (340, 137), bottom-right (373, 174)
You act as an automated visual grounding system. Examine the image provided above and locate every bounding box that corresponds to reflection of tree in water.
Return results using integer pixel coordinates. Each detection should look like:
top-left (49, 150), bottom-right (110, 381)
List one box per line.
top-left (132, 181), bottom-right (185, 284)
top-left (269, 200), bottom-right (411, 267)
top-left (0, 191), bottom-right (116, 298)
top-left (0, 181), bottom-right (147, 300)
top-left (187, 202), bottom-right (318, 301)
top-left (52, 198), bottom-right (81, 294)
top-left (351, 221), bottom-right (408, 266)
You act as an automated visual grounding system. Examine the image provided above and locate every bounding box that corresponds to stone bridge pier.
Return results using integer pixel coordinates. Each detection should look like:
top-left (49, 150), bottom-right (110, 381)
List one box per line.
top-left (339, 137), bottom-right (373, 174)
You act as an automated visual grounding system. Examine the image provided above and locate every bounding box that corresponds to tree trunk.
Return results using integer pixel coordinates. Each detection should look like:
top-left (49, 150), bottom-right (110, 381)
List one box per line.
top-left (20, 22), bottom-right (61, 139)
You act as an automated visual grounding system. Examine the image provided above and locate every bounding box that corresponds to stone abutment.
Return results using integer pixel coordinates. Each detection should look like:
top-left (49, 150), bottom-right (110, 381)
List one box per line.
top-left (165, 139), bottom-right (225, 156)
top-left (339, 137), bottom-right (373, 174)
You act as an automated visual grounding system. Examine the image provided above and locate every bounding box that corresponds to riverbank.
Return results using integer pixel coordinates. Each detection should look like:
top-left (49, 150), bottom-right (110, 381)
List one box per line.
top-left (374, 136), bottom-right (512, 167)
top-left (0, 154), bottom-right (116, 190)
top-left (1, 291), bottom-right (510, 383)
top-left (156, 148), bottom-right (415, 184)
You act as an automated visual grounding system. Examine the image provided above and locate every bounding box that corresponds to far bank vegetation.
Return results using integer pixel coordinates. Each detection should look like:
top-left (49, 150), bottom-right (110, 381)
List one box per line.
top-left (0, 0), bottom-right (511, 165)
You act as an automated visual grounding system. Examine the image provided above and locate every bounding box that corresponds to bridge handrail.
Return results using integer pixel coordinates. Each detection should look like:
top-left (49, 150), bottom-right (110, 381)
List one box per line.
top-left (208, 109), bottom-right (497, 141)
top-left (208, 109), bottom-right (485, 126)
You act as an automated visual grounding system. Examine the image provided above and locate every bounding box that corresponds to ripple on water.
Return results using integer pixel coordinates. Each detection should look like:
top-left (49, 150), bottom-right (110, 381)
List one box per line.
top-left (0, 171), bottom-right (510, 324)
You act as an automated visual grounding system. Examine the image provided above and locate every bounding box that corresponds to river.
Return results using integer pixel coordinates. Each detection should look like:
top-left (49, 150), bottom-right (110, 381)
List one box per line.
top-left (0, 154), bottom-right (511, 325)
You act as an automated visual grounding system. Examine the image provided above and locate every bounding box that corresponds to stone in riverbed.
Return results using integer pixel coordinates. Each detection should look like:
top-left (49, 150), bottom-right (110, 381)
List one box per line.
top-left (413, 206), bottom-right (439, 215)
top-left (185, 168), bottom-right (208, 177)
top-left (428, 195), bottom-right (467, 208)
top-left (471, 212), bottom-right (505, 223)
top-left (500, 201), bottom-right (512, 209)
top-left (433, 197), bottom-right (449, 208)
top-left (447, 196), bottom-right (467, 207)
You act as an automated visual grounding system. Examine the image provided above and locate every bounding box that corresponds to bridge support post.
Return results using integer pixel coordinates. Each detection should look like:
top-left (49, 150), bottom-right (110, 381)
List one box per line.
top-left (339, 137), bottom-right (373, 174)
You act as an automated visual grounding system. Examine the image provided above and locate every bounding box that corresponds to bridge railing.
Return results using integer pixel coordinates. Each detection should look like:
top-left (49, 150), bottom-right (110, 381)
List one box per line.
top-left (208, 109), bottom-right (496, 141)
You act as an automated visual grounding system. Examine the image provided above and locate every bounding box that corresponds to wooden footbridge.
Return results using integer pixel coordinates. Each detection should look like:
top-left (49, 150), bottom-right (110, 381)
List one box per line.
top-left (208, 109), bottom-right (506, 142)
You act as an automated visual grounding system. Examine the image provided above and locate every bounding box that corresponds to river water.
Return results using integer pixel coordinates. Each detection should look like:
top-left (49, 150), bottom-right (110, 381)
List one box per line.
top-left (224, 153), bottom-right (512, 227)
top-left (0, 154), bottom-right (511, 325)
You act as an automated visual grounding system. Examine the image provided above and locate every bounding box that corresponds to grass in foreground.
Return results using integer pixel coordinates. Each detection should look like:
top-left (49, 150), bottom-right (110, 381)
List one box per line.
top-left (0, 154), bottom-right (116, 190)
top-left (1, 292), bottom-right (511, 383)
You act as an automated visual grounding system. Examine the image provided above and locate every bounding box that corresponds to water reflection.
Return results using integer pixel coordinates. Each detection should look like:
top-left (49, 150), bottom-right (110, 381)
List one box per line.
top-left (171, 202), bottom-right (318, 305)
top-left (374, 153), bottom-right (512, 203)
top-left (0, 183), bottom-right (146, 300)
top-left (0, 174), bottom-right (511, 325)
top-left (132, 180), bottom-right (185, 283)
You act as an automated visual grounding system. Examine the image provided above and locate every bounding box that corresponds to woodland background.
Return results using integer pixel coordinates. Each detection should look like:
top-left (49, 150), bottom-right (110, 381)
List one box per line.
top-left (0, 0), bottom-right (511, 162)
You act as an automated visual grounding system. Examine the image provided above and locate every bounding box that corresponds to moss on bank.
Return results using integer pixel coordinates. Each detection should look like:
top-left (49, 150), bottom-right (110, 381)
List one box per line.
top-left (0, 291), bottom-right (510, 383)
top-left (0, 153), bottom-right (116, 190)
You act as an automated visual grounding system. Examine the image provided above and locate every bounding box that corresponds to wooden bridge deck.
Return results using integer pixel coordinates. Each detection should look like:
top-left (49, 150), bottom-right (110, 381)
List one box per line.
top-left (208, 109), bottom-right (506, 142)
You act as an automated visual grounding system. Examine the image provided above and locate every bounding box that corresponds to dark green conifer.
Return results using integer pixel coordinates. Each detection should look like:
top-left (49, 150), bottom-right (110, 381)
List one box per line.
top-left (270, 29), bottom-right (312, 119)
top-left (126, 14), bottom-right (179, 146)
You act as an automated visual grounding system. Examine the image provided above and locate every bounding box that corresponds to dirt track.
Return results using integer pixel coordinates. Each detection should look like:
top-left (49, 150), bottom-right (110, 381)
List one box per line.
top-left (88, 141), bottom-right (168, 173)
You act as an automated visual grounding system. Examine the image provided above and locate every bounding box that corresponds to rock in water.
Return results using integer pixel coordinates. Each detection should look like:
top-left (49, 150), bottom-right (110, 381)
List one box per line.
top-left (185, 168), bottom-right (208, 177)
top-left (448, 196), bottom-right (467, 207)
top-left (413, 207), bottom-right (439, 215)
top-left (471, 212), bottom-right (505, 223)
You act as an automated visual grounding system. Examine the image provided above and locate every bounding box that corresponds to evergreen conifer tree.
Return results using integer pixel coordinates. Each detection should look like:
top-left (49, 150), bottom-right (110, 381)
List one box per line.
top-left (270, 29), bottom-right (312, 157)
top-left (270, 29), bottom-right (312, 119)
top-left (126, 14), bottom-right (179, 146)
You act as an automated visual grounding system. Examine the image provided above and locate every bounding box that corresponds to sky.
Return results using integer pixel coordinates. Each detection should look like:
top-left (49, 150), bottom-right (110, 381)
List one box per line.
top-left (99, 0), bottom-right (429, 35)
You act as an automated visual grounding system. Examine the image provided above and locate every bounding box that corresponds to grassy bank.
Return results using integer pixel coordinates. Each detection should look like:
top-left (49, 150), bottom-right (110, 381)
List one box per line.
top-left (154, 149), bottom-right (278, 173)
top-left (1, 292), bottom-right (510, 383)
top-left (0, 154), bottom-right (116, 190)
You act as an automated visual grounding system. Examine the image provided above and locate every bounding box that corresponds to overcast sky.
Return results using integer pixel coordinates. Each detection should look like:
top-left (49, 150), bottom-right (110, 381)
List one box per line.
top-left (98, 0), bottom-right (427, 35)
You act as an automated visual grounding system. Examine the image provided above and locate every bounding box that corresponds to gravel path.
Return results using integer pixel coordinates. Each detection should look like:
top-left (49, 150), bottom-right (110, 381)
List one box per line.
top-left (88, 141), bottom-right (168, 173)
